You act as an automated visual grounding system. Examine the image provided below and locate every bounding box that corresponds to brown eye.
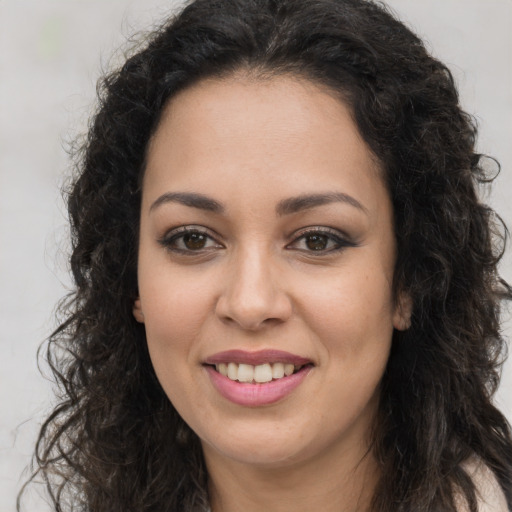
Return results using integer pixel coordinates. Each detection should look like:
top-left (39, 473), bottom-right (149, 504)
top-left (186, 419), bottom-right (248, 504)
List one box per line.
top-left (305, 234), bottom-right (329, 251)
top-left (286, 228), bottom-right (356, 254)
top-left (159, 226), bottom-right (223, 254)
top-left (183, 232), bottom-right (208, 250)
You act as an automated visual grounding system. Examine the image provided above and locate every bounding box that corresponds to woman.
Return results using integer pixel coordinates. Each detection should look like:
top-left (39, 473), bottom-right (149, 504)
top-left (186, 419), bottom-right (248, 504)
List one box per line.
top-left (20, 0), bottom-right (512, 511)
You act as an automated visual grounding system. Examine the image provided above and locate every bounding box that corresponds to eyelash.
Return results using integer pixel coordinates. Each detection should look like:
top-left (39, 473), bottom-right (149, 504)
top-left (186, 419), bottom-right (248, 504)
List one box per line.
top-left (158, 226), bottom-right (222, 254)
top-left (287, 227), bottom-right (356, 254)
top-left (158, 226), bottom-right (355, 255)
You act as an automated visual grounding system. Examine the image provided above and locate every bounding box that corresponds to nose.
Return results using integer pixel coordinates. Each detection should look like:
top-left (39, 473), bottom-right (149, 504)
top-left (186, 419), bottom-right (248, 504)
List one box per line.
top-left (215, 247), bottom-right (293, 331)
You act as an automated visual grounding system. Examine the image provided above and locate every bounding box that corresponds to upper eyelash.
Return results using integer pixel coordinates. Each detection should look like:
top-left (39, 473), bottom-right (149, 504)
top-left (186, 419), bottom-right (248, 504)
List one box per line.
top-left (288, 227), bottom-right (355, 252)
top-left (158, 226), bottom-right (221, 251)
top-left (158, 226), bottom-right (355, 254)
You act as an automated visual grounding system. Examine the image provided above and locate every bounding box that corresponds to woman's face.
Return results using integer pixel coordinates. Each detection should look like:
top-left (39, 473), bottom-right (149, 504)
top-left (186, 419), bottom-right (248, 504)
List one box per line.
top-left (136, 75), bottom-right (409, 470)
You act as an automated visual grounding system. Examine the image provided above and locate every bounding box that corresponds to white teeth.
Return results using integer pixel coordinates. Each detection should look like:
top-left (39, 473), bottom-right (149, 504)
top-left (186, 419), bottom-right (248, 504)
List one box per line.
top-left (214, 361), bottom-right (306, 383)
top-left (237, 364), bottom-right (254, 383)
top-left (227, 362), bottom-right (238, 380)
top-left (272, 362), bottom-right (284, 379)
top-left (218, 363), bottom-right (228, 376)
top-left (254, 363), bottom-right (273, 383)
top-left (284, 363), bottom-right (294, 376)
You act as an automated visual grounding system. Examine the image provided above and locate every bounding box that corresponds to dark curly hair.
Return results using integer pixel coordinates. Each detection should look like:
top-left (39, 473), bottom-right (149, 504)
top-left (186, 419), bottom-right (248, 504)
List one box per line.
top-left (19, 0), bottom-right (512, 511)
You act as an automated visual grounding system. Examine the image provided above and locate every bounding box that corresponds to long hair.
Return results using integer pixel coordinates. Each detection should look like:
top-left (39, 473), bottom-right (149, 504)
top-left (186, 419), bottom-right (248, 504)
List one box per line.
top-left (20, 0), bottom-right (512, 510)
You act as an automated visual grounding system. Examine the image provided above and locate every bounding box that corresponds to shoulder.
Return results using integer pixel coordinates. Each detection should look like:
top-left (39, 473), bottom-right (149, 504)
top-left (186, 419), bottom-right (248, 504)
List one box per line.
top-left (456, 458), bottom-right (509, 512)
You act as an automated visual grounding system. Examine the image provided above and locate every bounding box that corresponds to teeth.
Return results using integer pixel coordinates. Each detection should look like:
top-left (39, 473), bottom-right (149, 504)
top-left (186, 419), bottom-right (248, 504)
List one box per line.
top-left (254, 363), bottom-right (272, 383)
top-left (218, 363), bottom-right (228, 377)
top-left (214, 362), bottom-right (305, 383)
top-left (237, 364), bottom-right (254, 383)
top-left (272, 362), bottom-right (284, 379)
top-left (227, 362), bottom-right (238, 380)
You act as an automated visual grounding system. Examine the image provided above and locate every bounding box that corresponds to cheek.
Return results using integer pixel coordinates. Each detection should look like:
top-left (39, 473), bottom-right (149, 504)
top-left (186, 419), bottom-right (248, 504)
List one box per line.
top-left (304, 268), bottom-right (394, 420)
top-left (139, 272), bottom-right (217, 412)
top-left (298, 267), bottom-right (395, 347)
top-left (139, 266), bottom-right (217, 356)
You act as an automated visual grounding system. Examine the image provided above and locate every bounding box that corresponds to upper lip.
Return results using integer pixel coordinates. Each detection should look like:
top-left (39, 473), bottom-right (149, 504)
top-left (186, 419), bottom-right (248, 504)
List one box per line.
top-left (204, 349), bottom-right (312, 366)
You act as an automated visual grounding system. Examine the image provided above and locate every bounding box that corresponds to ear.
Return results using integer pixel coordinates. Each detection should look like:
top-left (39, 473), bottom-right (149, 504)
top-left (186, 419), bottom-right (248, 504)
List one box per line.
top-left (133, 298), bottom-right (145, 323)
top-left (393, 291), bottom-right (413, 331)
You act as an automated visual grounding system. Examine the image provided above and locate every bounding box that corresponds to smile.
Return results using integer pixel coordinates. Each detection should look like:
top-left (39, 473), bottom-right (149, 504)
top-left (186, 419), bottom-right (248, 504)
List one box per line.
top-left (214, 362), bottom-right (305, 383)
top-left (204, 350), bottom-right (314, 406)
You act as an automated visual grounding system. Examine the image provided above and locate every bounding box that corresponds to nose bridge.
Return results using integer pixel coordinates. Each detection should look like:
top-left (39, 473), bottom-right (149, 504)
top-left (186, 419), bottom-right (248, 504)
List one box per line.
top-left (216, 241), bottom-right (291, 329)
top-left (235, 242), bottom-right (273, 299)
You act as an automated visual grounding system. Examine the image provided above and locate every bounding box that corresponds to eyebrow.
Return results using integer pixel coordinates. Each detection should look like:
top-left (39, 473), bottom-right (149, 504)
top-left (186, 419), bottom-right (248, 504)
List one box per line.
top-left (275, 192), bottom-right (368, 216)
top-left (149, 191), bottom-right (367, 216)
top-left (150, 192), bottom-right (224, 214)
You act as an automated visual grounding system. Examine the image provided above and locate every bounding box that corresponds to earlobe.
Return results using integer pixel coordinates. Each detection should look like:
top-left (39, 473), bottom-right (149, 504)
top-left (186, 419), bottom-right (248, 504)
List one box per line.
top-left (393, 292), bottom-right (413, 331)
top-left (133, 298), bottom-right (145, 323)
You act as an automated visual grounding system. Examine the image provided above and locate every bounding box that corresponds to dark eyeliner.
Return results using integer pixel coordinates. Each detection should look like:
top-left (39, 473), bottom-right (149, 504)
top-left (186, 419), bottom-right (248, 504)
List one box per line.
top-left (157, 225), bottom-right (221, 254)
top-left (288, 227), bottom-right (357, 253)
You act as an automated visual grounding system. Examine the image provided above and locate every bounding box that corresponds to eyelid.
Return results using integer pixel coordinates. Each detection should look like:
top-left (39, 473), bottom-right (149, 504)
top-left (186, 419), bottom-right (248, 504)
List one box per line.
top-left (291, 225), bottom-right (351, 239)
top-left (286, 226), bottom-right (356, 252)
top-left (157, 224), bottom-right (356, 255)
top-left (158, 225), bottom-right (224, 252)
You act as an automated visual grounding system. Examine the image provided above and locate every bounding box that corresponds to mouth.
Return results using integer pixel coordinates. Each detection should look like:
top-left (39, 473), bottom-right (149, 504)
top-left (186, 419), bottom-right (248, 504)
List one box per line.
top-left (209, 362), bottom-right (312, 384)
top-left (204, 353), bottom-right (314, 406)
top-left (203, 349), bottom-right (314, 386)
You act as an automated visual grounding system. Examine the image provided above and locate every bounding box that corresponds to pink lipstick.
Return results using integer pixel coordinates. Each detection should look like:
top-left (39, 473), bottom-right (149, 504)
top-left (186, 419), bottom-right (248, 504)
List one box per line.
top-left (204, 349), bottom-right (311, 366)
top-left (203, 350), bottom-right (313, 407)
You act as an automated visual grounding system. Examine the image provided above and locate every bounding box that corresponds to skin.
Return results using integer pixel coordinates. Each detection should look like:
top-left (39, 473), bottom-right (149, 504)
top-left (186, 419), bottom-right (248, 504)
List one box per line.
top-left (135, 74), bottom-right (411, 512)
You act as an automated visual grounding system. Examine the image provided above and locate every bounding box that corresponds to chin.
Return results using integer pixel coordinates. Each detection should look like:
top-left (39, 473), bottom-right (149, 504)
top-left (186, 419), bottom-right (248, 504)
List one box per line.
top-left (200, 427), bottom-right (311, 468)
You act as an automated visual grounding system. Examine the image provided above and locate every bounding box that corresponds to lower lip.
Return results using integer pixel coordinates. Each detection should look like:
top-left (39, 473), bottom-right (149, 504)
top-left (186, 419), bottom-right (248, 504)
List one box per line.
top-left (204, 365), bottom-right (312, 407)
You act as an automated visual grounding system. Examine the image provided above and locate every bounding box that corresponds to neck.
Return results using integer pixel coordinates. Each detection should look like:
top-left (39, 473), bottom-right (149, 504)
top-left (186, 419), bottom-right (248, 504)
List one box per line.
top-left (204, 439), bottom-right (379, 512)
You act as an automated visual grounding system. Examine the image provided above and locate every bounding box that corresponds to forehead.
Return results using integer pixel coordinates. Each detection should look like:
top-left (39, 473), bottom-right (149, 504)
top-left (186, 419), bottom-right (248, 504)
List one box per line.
top-left (143, 74), bottom-right (386, 215)
top-left (151, 74), bottom-right (366, 160)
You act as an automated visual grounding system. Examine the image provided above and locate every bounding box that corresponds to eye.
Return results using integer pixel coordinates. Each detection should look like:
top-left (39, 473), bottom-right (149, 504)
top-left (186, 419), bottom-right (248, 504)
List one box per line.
top-left (158, 226), bottom-right (223, 253)
top-left (287, 228), bottom-right (355, 253)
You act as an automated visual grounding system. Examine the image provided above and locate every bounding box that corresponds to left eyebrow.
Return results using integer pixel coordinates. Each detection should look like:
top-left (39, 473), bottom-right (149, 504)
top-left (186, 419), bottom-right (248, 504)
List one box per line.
top-left (276, 192), bottom-right (368, 216)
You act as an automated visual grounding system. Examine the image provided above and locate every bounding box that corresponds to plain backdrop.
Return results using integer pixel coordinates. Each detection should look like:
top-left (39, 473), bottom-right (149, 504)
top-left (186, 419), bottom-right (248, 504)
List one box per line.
top-left (1, 1), bottom-right (511, 511)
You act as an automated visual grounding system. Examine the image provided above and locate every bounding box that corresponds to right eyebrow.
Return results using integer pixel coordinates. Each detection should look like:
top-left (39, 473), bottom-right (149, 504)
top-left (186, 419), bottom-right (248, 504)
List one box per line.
top-left (149, 192), bottom-right (225, 214)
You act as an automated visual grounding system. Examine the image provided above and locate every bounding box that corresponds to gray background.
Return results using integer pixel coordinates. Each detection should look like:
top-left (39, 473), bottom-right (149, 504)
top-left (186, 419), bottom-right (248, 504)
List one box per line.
top-left (1, 1), bottom-right (511, 511)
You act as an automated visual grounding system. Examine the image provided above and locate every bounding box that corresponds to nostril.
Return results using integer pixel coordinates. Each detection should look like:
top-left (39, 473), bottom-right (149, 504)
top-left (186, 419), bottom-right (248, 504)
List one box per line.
top-left (215, 291), bottom-right (293, 331)
top-left (214, 258), bottom-right (293, 323)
